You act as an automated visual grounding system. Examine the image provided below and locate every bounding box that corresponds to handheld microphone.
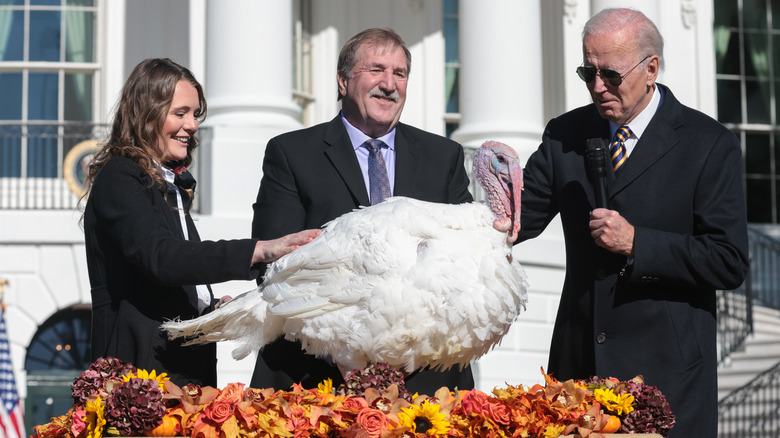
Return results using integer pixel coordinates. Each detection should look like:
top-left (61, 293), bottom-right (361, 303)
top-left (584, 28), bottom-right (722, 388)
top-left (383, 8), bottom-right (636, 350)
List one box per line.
top-left (585, 138), bottom-right (610, 209)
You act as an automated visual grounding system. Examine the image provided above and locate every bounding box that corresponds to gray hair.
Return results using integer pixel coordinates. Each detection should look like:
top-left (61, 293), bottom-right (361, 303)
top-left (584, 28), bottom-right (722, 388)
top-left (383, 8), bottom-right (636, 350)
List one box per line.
top-left (582, 8), bottom-right (664, 70)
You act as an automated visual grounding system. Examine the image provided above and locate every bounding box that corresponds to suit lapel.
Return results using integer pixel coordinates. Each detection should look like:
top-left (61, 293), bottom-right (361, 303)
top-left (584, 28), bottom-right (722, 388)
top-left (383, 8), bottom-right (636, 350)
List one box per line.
top-left (609, 84), bottom-right (683, 199)
top-left (392, 123), bottom-right (421, 197)
top-left (322, 116), bottom-right (371, 205)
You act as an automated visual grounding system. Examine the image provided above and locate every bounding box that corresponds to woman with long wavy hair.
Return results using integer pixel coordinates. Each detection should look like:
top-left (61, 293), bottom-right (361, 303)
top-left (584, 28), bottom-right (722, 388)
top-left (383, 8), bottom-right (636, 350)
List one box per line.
top-left (82, 58), bottom-right (319, 386)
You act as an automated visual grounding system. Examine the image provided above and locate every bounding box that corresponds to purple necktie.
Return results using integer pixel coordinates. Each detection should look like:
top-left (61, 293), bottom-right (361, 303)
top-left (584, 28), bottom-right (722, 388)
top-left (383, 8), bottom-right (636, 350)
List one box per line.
top-left (365, 139), bottom-right (391, 205)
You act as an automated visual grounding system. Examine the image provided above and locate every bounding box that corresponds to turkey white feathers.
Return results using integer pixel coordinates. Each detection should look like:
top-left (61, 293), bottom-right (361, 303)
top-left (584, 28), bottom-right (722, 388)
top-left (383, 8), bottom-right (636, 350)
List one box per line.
top-left (162, 140), bottom-right (528, 373)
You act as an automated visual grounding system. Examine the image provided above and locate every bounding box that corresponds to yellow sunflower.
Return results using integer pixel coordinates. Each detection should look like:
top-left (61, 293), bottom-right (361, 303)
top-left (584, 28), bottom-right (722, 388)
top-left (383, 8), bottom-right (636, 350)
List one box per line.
top-left (85, 396), bottom-right (106, 438)
top-left (593, 388), bottom-right (635, 416)
top-left (397, 400), bottom-right (450, 436)
top-left (123, 368), bottom-right (169, 392)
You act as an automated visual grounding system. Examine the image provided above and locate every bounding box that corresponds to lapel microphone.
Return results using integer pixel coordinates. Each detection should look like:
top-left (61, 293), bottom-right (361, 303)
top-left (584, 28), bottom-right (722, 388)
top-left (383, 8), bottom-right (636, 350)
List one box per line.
top-left (585, 138), bottom-right (610, 209)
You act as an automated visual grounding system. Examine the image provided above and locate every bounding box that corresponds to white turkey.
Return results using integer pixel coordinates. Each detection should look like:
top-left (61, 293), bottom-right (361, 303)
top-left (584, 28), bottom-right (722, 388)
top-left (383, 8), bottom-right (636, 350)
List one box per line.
top-left (162, 140), bottom-right (527, 373)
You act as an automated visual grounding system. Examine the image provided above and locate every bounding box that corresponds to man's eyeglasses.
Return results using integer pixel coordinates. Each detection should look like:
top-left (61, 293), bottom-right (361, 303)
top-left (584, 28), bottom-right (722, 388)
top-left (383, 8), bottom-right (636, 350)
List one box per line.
top-left (576, 55), bottom-right (651, 87)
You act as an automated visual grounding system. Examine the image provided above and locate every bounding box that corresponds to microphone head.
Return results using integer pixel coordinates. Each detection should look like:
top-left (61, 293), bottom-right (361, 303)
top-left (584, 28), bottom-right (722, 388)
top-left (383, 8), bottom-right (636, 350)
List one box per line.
top-left (585, 138), bottom-right (609, 176)
top-left (585, 138), bottom-right (611, 209)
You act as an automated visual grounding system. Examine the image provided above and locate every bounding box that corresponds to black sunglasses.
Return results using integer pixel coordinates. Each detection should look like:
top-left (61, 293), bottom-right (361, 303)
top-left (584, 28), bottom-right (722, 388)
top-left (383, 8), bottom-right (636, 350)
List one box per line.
top-left (576, 55), bottom-right (651, 86)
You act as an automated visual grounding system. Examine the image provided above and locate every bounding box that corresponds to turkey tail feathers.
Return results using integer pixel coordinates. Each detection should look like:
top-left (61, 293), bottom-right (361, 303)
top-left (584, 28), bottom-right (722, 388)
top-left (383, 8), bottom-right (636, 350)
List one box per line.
top-left (160, 287), bottom-right (281, 360)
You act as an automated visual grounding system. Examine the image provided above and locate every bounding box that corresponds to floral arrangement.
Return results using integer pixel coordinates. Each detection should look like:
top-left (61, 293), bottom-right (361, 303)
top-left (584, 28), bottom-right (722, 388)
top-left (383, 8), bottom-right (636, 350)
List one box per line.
top-left (34, 359), bottom-right (675, 438)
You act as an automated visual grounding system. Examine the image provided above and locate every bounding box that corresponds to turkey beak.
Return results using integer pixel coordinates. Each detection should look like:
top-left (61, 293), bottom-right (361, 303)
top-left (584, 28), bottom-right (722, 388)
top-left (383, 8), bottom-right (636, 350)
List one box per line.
top-left (507, 162), bottom-right (522, 244)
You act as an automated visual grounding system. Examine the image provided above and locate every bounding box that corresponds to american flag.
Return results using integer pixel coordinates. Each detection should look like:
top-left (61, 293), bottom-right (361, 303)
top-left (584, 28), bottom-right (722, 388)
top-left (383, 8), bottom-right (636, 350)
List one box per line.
top-left (0, 305), bottom-right (24, 438)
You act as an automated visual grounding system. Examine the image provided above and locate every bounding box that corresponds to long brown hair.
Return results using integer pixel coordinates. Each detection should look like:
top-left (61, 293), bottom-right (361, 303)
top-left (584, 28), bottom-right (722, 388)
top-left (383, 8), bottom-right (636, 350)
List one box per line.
top-left (83, 58), bottom-right (207, 198)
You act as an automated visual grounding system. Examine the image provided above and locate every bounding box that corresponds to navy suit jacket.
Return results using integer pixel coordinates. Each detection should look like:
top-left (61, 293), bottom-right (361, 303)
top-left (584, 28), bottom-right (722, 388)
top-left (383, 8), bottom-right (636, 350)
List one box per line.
top-left (518, 84), bottom-right (749, 438)
top-left (250, 115), bottom-right (475, 393)
top-left (84, 156), bottom-right (259, 386)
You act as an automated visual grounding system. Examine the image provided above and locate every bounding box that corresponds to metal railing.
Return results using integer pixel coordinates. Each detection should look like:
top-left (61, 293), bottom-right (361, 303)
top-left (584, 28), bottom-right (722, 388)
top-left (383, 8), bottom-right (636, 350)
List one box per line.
top-left (0, 122), bottom-right (211, 212)
top-left (718, 361), bottom-right (780, 438)
top-left (0, 122), bottom-right (109, 209)
top-left (747, 226), bottom-right (780, 310)
top-left (718, 278), bottom-right (754, 365)
top-left (717, 226), bottom-right (780, 437)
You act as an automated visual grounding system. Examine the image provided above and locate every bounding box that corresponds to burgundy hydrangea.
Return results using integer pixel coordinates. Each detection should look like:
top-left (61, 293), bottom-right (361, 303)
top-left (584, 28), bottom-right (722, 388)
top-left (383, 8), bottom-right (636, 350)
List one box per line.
top-left (337, 363), bottom-right (413, 401)
top-left (71, 357), bottom-right (137, 405)
top-left (103, 377), bottom-right (165, 436)
top-left (619, 380), bottom-right (676, 437)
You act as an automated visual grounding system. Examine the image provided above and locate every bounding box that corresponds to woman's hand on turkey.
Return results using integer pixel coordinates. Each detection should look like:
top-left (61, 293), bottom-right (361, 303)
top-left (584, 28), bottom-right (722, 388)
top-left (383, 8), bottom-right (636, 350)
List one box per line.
top-left (252, 229), bottom-right (322, 264)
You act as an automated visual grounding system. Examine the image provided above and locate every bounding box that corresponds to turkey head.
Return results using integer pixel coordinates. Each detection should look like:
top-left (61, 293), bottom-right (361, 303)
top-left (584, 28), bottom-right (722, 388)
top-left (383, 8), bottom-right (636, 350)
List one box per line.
top-left (473, 141), bottom-right (522, 243)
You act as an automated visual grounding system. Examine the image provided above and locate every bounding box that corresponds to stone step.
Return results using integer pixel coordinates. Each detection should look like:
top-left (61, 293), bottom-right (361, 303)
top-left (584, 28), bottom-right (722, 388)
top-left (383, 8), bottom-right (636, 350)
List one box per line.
top-left (718, 305), bottom-right (780, 403)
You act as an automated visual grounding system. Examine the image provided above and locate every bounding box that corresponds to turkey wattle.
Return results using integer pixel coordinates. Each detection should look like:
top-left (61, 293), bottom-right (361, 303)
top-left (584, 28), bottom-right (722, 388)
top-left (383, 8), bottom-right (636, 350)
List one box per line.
top-left (162, 141), bottom-right (528, 373)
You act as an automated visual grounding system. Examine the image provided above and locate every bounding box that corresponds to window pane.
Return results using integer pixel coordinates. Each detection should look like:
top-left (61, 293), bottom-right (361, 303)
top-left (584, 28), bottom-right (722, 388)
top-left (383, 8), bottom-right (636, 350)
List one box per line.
top-left (744, 32), bottom-right (770, 77)
top-left (66, 0), bottom-right (94, 5)
top-left (747, 178), bottom-right (773, 222)
top-left (774, 133), bottom-right (780, 177)
top-left (773, 36), bottom-right (780, 77)
top-left (0, 126), bottom-right (21, 177)
top-left (714, 27), bottom-right (740, 75)
top-left (27, 125), bottom-right (58, 178)
top-left (64, 73), bottom-right (92, 121)
top-left (65, 10), bottom-right (94, 62)
top-left (0, 10), bottom-right (24, 61)
top-left (0, 73), bottom-right (23, 120)
top-left (24, 308), bottom-right (92, 371)
top-left (445, 66), bottom-right (459, 114)
top-left (30, 11), bottom-right (62, 62)
top-left (744, 0), bottom-right (768, 30)
top-left (774, 0), bottom-right (780, 29)
top-left (31, 0), bottom-right (61, 5)
top-left (746, 133), bottom-right (771, 174)
top-left (715, 0), bottom-right (739, 27)
top-left (717, 79), bottom-right (742, 123)
top-left (745, 79), bottom-right (771, 123)
top-left (444, 18), bottom-right (459, 63)
top-left (443, 0), bottom-right (457, 15)
top-left (28, 72), bottom-right (59, 120)
top-left (0, 0), bottom-right (24, 5)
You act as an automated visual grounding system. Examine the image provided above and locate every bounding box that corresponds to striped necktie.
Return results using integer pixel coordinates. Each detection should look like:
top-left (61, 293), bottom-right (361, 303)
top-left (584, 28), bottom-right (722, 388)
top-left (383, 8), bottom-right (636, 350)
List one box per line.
top-left (611, 125), bottom-right (631, 174)
top-left (364, 139), bottom-right (391, 205)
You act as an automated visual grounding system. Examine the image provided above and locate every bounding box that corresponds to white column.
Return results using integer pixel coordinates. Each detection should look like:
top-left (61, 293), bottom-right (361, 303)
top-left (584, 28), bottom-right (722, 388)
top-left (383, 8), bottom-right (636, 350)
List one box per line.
top-left (102, 0), bottom-right (126, 121)
top-left (202, 0), bottom-right (302, 217)
top-left (205, 0), bottom-right (300, 126)
top-left (450, 0), bottom-right (544, 161)
top-left (451, 0), bottom-right (564, 393)
top-left (202, 0), bottom-right (304, 386)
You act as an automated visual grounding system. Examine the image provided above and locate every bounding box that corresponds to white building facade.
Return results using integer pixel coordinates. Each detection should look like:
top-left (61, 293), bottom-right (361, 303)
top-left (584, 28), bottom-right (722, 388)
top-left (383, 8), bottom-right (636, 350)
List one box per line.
top-left (0, 0), bottom-right (751, 430)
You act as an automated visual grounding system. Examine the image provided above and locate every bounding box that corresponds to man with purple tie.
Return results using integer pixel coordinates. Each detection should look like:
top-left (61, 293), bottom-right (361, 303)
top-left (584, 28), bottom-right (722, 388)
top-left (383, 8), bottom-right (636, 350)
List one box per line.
top-left (250, 28), bottom-right (474, 395)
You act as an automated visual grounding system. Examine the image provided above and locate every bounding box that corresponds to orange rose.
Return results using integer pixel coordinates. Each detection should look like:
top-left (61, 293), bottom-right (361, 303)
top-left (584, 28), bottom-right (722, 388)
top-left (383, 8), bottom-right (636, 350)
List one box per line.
top-left (341, 397), bottom-right (369, 413)
top-left (204, 400), bottom-right (234, 425)
top-left (356, 408), bottom-right (388, 438)
top-left (215, 382), bottom-right (245, 405)
top-left (484, 402), bottom-right (511, 425)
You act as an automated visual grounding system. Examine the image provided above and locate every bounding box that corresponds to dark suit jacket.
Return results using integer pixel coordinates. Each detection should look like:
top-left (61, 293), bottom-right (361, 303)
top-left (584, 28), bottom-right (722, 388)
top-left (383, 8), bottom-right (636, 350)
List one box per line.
top-left (84, 156), bottom-right (259, 386)
top-left (250, 115), bottom-right (475, 394)
top-left (518, 84), bottom-right (749, 438)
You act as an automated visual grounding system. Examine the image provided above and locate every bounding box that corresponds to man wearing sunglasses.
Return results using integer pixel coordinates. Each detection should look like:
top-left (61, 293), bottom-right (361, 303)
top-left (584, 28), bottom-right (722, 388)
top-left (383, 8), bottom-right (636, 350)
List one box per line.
top-left (517, 8), bottom-right (748, 438)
